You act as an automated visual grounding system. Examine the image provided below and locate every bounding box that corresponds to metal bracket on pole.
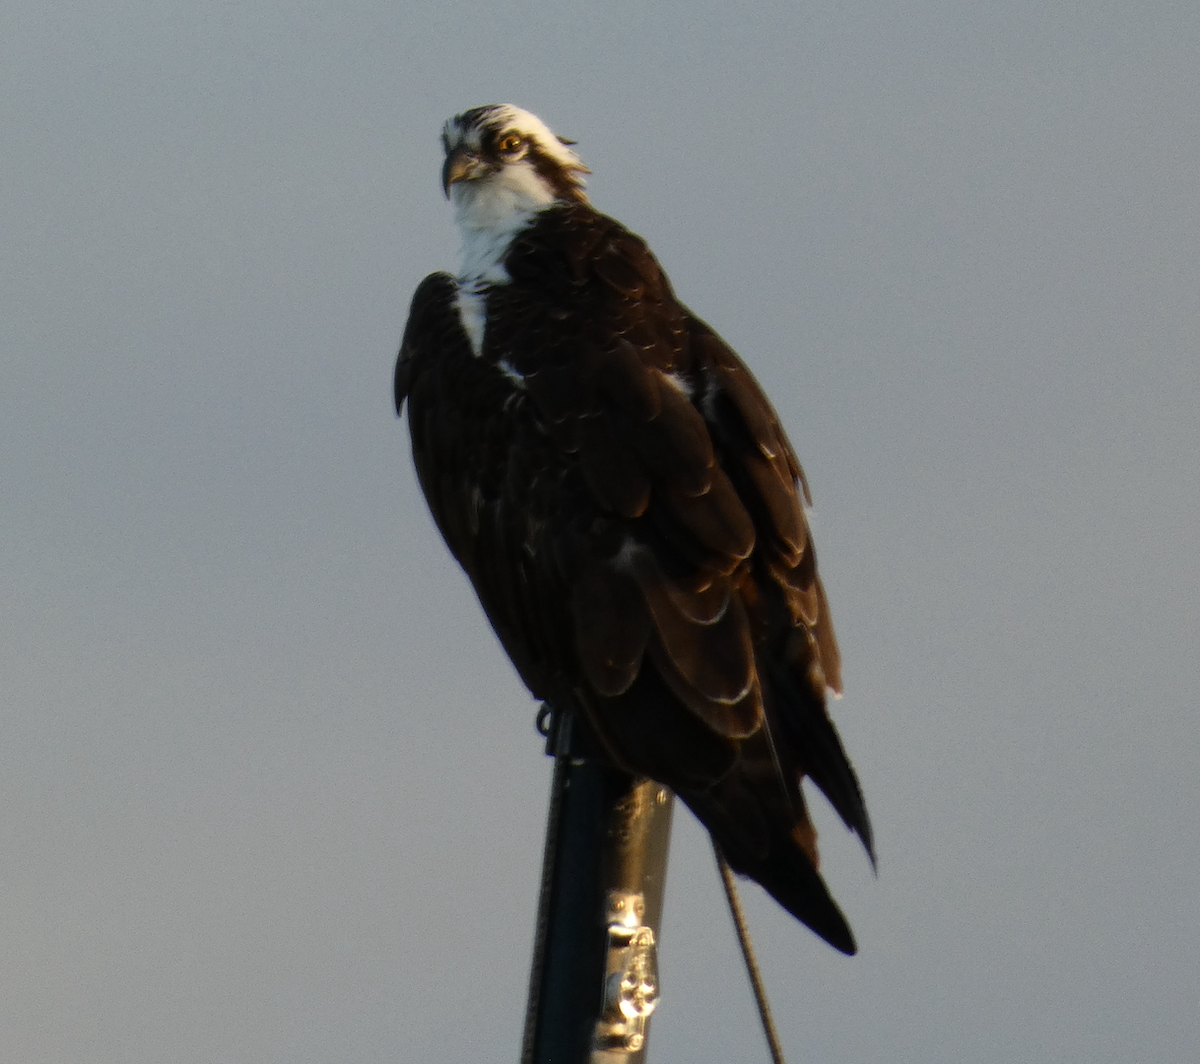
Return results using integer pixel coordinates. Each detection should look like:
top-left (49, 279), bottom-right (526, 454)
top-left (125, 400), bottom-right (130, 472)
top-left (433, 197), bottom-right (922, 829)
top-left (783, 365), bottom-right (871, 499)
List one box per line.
top-left (521, 706), bottom-right (674, 1064)
top-left (592, 889), bottom-right (660, 1056)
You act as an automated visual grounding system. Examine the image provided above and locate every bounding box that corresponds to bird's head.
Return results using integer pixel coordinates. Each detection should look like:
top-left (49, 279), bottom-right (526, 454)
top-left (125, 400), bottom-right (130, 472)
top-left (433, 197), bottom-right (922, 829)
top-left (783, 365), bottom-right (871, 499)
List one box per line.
top-left (440, 105), bottom-right (590, 232)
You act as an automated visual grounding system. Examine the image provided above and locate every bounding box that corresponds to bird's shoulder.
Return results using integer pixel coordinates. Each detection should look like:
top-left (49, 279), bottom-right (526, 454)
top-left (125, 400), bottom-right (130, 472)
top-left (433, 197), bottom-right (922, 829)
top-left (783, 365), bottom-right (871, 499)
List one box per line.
top-left (394, 271), bottom-right (461, 413)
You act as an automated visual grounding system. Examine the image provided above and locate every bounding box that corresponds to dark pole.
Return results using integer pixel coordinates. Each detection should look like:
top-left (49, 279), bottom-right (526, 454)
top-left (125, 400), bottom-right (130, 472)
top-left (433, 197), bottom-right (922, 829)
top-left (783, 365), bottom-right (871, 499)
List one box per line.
top-left (521, 707), bottom-right (675, 1064)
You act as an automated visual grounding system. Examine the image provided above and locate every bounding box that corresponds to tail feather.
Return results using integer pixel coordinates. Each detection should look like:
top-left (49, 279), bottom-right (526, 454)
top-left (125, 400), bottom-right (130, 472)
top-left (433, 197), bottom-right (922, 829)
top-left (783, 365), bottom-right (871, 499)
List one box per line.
top-left (681, 783), bottom-right (857, 954)
top-left (764, 656), bottom-right (875, 864)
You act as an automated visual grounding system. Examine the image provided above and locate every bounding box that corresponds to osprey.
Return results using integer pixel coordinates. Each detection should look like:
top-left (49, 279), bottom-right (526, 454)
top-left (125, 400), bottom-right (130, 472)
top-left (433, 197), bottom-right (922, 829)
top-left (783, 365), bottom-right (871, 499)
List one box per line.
top-left (395, 105), bottom-right (873, 953)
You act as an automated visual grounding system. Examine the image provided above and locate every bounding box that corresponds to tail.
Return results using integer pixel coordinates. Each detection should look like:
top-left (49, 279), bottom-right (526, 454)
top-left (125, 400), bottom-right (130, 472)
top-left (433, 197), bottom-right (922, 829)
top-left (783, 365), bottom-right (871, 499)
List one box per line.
top-left (574, 639), bottom-right (872, 952)
top-left (678, 661), bottom-right (873, 954)
top-left (678, 737), bottom-right (860, 954)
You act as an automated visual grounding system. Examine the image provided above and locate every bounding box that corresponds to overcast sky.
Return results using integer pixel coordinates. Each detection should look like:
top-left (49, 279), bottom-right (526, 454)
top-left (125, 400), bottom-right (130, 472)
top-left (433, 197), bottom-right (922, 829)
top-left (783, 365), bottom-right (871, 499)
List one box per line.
top-left (3, 2), bottom-right (1198, 1062)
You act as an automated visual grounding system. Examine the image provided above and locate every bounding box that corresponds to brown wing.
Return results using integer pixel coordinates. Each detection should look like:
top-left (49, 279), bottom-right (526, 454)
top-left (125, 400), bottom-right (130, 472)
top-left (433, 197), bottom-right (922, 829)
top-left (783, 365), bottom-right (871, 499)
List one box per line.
top-left (397, 207), bottom-right (871, 952)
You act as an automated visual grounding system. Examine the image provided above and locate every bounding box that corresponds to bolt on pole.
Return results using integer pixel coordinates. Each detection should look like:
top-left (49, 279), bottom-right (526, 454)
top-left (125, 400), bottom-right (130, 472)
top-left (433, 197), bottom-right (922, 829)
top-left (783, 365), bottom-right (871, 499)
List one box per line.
top-left (521, 707), bottom-right (675, 1064)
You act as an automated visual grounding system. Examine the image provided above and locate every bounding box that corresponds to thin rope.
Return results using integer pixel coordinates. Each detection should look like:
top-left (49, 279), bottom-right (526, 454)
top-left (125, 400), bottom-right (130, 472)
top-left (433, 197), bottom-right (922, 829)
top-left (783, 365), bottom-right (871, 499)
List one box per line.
top-left (715, 845), bottom-right (788, 1064)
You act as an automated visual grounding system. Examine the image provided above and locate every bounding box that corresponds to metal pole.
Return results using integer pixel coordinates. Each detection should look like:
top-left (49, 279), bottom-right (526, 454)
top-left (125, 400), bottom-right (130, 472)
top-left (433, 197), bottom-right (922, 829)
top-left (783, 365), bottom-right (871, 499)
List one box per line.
top-left (521, 707), bottom-right (675, 1064)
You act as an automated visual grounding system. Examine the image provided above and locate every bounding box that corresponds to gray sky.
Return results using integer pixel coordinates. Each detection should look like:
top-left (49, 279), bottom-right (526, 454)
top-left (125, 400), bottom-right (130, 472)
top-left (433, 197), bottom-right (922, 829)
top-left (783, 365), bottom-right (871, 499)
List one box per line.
top-left (3, 2), bottom-right (1198, 1061)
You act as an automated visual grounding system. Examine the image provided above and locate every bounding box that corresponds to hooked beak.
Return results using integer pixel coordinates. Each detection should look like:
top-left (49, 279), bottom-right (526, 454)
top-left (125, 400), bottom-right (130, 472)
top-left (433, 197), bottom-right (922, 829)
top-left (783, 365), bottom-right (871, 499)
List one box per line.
top-left (442, 146), bottom-right (493, 197)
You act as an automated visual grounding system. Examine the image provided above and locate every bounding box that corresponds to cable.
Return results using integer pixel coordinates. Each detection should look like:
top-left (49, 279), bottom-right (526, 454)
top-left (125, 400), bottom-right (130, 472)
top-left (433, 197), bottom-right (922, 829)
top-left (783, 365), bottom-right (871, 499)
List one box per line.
top-left (714, 845), bottom-right (788, 1064)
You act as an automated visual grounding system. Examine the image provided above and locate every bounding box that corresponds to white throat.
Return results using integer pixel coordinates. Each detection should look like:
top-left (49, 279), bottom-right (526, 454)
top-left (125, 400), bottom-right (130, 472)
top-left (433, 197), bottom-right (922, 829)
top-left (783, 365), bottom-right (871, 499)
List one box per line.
top-left (451, 160), bottom-right (557, 355)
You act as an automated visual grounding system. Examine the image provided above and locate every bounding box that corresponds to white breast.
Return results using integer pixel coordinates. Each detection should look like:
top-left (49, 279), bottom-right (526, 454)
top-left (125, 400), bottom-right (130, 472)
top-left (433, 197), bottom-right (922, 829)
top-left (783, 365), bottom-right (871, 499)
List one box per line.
top-left (450, 158), bottom-right (558, 356)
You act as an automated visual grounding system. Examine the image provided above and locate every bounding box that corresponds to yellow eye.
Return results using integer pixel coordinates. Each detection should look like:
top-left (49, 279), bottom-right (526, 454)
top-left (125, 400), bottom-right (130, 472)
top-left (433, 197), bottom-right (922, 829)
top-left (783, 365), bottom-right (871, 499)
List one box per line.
top-left (498, 133), bottom-right (523, 154)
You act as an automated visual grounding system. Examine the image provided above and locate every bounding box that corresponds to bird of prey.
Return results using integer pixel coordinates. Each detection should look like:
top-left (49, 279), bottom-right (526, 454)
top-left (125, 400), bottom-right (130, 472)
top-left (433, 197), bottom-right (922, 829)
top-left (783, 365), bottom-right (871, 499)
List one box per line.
top-left (395, 105), bottom-right (872, 953)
